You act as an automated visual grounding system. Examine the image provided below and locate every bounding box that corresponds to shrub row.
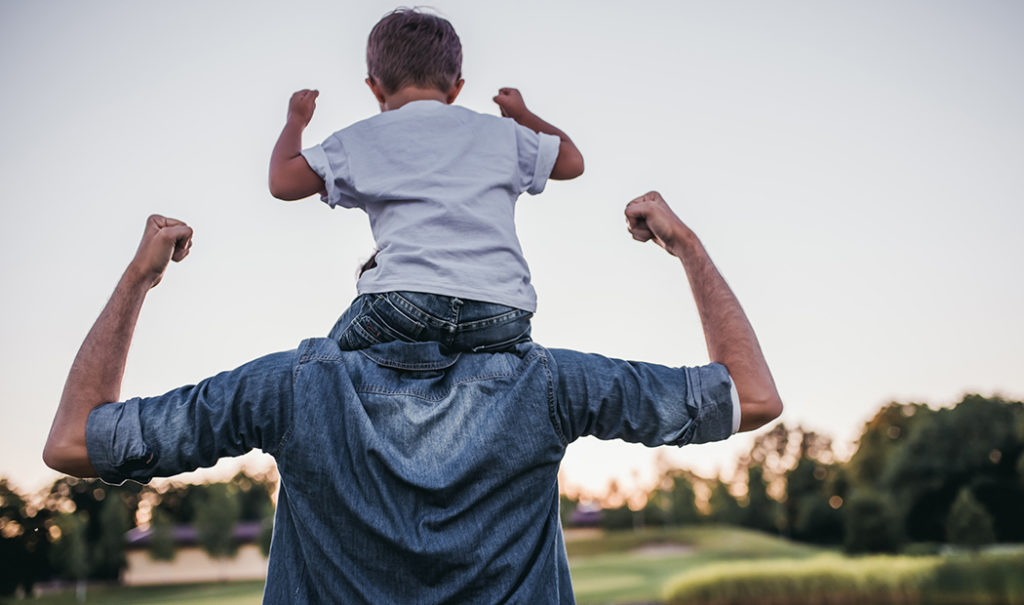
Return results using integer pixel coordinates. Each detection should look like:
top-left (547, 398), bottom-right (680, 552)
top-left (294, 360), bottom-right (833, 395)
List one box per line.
top-left (663, 552), bottom-right (1024, 605)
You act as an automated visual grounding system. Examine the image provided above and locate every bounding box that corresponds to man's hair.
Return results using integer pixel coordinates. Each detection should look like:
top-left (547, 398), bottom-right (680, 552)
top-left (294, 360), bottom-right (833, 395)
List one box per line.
top-left (366, 7), bottom-right (462, 95)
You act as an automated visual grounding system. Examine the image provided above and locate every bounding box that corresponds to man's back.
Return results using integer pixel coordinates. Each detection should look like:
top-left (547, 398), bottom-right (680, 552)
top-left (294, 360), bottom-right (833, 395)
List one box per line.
top-left (270, 339), bottom-right (572, 603)
top-left (86, 336), bottom-right (734, 603)
top-left (268, 338), bottom-right (734, 602)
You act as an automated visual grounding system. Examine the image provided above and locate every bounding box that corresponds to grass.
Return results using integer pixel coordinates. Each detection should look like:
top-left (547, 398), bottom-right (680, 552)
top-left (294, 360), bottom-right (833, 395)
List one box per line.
top-left (662, 550), bottom-right (1024, 605)
top-left (7, 581), bottom-right (265, 605)
top-left (568, 525), bottom-right (822, 605)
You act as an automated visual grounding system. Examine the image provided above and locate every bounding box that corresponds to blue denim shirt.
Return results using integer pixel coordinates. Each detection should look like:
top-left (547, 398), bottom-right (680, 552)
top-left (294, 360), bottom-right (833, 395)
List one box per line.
top-left (87, 338), bottom-right (736, 604)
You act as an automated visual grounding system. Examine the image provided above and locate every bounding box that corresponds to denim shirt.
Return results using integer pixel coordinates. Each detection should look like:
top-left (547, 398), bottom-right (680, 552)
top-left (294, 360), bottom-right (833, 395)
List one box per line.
top-left (87, 339), bottom-right (736, 604)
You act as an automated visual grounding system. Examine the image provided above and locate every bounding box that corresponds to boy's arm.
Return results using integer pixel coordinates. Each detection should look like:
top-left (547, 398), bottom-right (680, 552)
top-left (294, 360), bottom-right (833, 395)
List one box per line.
top-left (493, 88), bottom-right (584, 181)
top-left (269, 89), bottom-right (326, 201)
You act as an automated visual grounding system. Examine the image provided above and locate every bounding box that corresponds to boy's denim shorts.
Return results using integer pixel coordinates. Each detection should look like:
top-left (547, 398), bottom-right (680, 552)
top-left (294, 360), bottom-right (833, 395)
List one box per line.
top-left (329, 291), bottom-right (533, 353)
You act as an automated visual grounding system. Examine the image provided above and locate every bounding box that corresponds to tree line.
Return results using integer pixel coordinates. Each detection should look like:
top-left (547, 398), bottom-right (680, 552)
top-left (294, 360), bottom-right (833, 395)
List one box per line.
top-left (564, 394), bottom-right (1024, 553)
top-left (0, 470), bottom-right (275, 597)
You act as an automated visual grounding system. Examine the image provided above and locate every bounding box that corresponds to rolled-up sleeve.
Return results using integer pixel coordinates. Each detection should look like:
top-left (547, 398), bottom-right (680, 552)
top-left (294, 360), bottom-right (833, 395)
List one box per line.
top-left (547, 349), bottom-right (736, 447)
top-left (302, 135), bottom-right (362, 209)
top-left (514, 124), bottom-right (560, 195)
top-left (86, 350), bottom-right (297, 485)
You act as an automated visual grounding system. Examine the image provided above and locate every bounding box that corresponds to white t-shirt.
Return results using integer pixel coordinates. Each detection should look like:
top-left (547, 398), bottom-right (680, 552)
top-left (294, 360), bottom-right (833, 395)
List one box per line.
top-left (302, 100), bottom-right (560, 312)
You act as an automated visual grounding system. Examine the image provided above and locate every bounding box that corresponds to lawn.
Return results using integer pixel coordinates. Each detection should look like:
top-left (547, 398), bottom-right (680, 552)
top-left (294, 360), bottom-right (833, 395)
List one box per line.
top-left (568, 525), bottom-right (822, 604)
top-left (14, 581), bottom-right (265, 605)
top-left (16, 526), bottom-right (820, 605)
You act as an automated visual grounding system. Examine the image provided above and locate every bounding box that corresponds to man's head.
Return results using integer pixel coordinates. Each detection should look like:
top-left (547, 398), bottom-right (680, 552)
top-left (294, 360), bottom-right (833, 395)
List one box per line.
top-left (366, 8), bottom-right (462, 97)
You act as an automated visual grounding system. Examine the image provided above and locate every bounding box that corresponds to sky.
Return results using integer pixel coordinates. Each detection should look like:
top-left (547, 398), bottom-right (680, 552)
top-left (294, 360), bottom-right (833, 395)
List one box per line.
top-left (2, 1), bottom-right (1022, 500)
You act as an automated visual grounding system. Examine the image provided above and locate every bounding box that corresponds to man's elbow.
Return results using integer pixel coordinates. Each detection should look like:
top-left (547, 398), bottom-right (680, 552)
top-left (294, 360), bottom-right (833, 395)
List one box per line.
top-left (738, 394), bottom-right (783, 432)
top-left (42, 440), bottom-right (93, 478)
top-left (42, 442), bottom-right (70, 475)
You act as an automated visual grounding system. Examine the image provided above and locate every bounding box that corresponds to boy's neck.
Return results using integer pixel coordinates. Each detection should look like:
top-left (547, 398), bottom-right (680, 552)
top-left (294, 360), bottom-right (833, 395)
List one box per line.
top-left (381, 86), bottom-right (449, 111)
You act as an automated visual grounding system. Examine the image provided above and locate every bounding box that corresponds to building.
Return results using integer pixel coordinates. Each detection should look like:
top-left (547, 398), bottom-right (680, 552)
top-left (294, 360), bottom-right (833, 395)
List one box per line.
top-left (122, 521), bottom-right (267, 586)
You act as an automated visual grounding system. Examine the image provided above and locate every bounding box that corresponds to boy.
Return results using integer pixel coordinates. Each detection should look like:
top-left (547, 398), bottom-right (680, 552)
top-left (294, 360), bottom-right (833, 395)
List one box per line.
top-left (269, 8), bottom-right (583, 352)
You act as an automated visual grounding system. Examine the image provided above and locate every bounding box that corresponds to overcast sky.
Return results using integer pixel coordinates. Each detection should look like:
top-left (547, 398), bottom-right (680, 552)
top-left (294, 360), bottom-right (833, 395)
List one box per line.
top-left (2, 1), bottom-right (1022, 499)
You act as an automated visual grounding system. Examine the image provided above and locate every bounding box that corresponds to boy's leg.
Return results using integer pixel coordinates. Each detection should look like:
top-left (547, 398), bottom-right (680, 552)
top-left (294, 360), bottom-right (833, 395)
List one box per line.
top-left (333, 291), bottom-right (532, 352)
top-left (449, 302), bottom-right (533, 353)
top-left (332, 293), bottom-right (429, 350)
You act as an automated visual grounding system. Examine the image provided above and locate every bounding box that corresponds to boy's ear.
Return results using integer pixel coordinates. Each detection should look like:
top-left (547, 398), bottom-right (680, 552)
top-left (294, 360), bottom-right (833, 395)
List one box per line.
top-left (446, 78), bottom-right (465, 104)
top-left (366, 77), bottom-right (387, 108)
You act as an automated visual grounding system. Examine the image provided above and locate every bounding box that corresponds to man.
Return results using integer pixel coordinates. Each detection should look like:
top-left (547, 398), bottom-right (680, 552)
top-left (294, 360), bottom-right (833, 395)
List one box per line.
top-left (44, 191), bottom-right (782, 603)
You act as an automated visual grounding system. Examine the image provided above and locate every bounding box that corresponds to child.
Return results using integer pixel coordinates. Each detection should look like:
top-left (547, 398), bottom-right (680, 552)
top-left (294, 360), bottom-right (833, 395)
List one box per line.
top-left (269, 8), bottom-right (583, 352)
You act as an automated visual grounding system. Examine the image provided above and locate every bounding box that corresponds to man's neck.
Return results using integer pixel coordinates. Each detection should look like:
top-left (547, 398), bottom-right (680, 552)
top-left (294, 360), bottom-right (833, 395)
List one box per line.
top-left (382, 86), bottom-right (449, 111)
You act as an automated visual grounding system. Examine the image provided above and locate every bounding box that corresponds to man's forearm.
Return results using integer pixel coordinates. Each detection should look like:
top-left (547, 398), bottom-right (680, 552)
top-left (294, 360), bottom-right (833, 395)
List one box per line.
top-left (43, 268), bottom-right (150, 476)
top-left (668, 231), bottom-right (782, 431)
top-left (44, 215), bottom-right (193, 477)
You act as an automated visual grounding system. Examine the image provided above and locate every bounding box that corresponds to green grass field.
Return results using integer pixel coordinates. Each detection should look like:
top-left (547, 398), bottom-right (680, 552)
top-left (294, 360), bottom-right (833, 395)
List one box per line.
top-left (15, 526), bottom-right (820, 605)
top-left (568, 526), bottom-right (821, 604)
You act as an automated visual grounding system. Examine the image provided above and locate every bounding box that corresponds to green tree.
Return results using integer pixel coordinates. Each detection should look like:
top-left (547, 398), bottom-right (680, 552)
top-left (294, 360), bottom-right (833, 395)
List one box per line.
top-left (600, 505), bottom-right (636, 531)
top-left (741, 465), bottom-right (779, 533)
top-left (51, 512), bottom-right (90, 602)
top-left (847, 402), bottom-right (931, 489)
top-left (44, 477), bottom-right (141, 580)
top-left (946, 486), bottom-right (996, 550)
top-left (194, 483), bottom-right (240, 558)
top-left (92, 492), bottom-right (130, 580)
top-left (148, 507), bottom-right (177, 561)
top-left (883, 395), bottom-right (1024, 543)
top-left (0, 479), bottom-right (51, 596)
top-left (706, 478), bottom-right (743, 525)
top-left (843, 489), bottom-right (902, 554)
top-left (559, 494), bottom-right (577, 528)
top-left (793, 493), bottom-right (843, 545)
top-left (233, 471), bottom-right (275, 522)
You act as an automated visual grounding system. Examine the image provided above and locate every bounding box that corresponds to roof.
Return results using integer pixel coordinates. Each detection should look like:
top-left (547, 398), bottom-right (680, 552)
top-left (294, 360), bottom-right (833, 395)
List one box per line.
top-left (125, 520), bottom-right (264, 548)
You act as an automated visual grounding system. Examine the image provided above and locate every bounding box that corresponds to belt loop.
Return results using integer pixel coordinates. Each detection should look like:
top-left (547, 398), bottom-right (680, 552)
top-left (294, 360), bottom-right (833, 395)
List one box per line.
top-left (449, 297), bottom-right (463, 327)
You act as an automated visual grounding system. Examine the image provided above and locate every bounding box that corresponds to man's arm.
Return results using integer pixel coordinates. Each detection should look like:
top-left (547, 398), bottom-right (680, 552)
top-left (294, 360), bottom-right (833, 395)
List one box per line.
top-left (43, 215), bottom-right (194, 476)
top-left (268, 89), bottom-right (327, 200)
top-left (493, 88), bottom-right (584, 180)
top-left (625, 191), bottom-right (783, 431)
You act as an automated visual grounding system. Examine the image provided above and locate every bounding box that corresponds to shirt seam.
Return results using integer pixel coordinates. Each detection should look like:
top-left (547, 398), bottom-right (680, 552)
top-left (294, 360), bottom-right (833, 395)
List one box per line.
top-left (538, 349), bottom-right (569, 446)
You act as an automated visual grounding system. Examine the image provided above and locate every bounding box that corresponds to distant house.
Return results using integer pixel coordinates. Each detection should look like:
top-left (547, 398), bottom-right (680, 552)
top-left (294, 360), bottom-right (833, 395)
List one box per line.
top-left (569, 502), bottom-right (603, 527)
top-left (122, 521), bottom-right (267, 586)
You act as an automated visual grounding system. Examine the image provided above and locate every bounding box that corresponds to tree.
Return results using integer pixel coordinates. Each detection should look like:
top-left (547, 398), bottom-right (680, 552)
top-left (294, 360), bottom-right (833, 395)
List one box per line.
top-left (882, 395), bottom-right (1024, 543)
top-left (148, 507), bottom-right (177, 561)
top-left (706, 478), bottom-right (743, 525)
top-left (233, 471), bottom-right (275, 522)
top-left (43, 477), bottom-right (140, 580)
top-left (946, 486), bottom-right (996, 550)
top-left (843, 489), bottom-right (902, 554)
top-left (847, 402), bottom-right (931, 489)
top-left (741, 465), bottom-right (779, 534)
top-left (92, 492), bottom-right (130, 580)
top-left (0, 479), bottom-right (51, 596)
top-left (793, 494), bottom-right (843, 545)
top-left (194, 483), bottom-right (240, 558)
top-left (51, 513), bottom-right (90, 602)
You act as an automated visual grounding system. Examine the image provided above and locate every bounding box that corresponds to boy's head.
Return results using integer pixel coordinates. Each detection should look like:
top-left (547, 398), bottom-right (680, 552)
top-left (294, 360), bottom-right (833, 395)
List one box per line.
top-left (366, 8), bottom-right (462, 95)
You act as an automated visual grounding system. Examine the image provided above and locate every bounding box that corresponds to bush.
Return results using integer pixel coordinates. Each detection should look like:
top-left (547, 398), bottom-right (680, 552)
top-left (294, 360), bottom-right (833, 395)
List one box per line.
top-left (843, 489), bottom-right (902, 554)
top-left (663, 551), bottom-right (1024, 605)
top-left (945, 487), bottom-right (996, 549)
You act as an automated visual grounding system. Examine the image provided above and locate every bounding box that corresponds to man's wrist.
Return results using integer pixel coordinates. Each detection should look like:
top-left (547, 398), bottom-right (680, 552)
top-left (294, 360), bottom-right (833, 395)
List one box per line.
top-left (666, 226), bottom-right (700, 260)
top-left (122, 261), bottom-right (158, 292)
